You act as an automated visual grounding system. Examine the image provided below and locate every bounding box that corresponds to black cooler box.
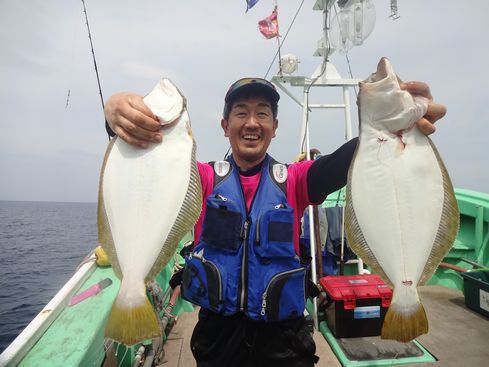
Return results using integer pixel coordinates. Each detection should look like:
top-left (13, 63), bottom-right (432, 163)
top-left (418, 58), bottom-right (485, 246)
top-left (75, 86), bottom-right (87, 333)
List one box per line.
top-left (461, 270), bottom-right (489, 318)
top-left (319, 274), bottom-right (393, 338)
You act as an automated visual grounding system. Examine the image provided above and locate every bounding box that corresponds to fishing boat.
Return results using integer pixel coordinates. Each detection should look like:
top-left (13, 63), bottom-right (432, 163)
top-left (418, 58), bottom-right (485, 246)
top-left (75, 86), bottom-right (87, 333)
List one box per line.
top-left (1, 188), bottom-right (487, 367)
top-left (1, 1), bottom-right (488, 366)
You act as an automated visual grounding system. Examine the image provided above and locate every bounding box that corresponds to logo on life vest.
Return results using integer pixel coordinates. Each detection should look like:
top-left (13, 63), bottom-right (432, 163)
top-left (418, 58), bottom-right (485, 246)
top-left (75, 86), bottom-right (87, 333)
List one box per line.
top-left (214, 161), bottom-right (231, 177)
top-left (272, 164), bottom-right (287, 183)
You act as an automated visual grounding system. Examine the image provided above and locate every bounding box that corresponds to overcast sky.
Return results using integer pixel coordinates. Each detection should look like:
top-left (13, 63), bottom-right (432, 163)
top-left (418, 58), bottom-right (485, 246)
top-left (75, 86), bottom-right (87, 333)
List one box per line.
top-left (1, 0), bottom-right (488, 203)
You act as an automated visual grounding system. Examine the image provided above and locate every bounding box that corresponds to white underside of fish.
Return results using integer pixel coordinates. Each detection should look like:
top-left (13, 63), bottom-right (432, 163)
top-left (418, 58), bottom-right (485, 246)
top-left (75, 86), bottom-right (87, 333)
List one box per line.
top-left (350, 124), bottom-right (443, 301)
top-left (98, 79), bottom-right (202, 345)
top-left (104, 131), bottom-right (192, 302)
top-left (345, 58), bottom-right (459, 342)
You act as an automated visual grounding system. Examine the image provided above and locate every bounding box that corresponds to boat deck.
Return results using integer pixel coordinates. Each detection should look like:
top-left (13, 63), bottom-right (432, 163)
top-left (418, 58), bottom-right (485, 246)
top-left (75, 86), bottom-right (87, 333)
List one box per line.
top-left (158, 285), bottom-right (489, 367)
top-left (160, 306), bottom-right (340, 367)
top-left (415, 285), bottom-right (489, 366)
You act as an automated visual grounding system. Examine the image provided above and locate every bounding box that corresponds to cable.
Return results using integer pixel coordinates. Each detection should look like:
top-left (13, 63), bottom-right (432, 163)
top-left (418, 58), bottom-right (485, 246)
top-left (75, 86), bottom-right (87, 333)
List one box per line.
top-left (264, 0), bottom-right (306, 79)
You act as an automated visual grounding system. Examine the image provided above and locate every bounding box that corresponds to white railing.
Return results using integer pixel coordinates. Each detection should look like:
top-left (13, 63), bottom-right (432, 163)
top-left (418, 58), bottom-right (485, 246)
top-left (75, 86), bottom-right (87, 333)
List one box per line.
top-left (0, 255), bottom-right (97, 367)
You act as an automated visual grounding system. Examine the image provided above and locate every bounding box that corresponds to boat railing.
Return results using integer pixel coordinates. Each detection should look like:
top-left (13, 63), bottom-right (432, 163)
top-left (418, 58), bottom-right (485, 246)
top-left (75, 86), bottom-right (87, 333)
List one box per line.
top-left (0, 254), bottom-right (97, 367)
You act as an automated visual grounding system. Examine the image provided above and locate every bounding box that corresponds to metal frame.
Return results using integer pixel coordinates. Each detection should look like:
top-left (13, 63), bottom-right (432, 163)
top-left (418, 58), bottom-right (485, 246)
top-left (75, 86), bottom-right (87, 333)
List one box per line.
top-left (272, 70), bottom-right (361, 330)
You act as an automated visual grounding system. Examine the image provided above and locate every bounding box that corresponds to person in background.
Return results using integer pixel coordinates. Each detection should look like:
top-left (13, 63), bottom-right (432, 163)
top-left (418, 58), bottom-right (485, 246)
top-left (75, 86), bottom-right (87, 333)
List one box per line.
top-left (104, 77), bottom-right (446, 367)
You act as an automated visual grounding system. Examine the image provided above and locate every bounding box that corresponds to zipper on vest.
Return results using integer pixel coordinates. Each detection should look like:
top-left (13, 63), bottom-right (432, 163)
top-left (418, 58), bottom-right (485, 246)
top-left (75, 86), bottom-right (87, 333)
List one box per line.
top-left (260, 267), bottom-right (304, 317)
top-left (202, 257), bottom-right (223, 308)
top-left (239, 218), bottom-right (250, 311)
top-left (234, 157), bottom-right (265, 313)
top-left (255, 203), bottom-right (286, 244)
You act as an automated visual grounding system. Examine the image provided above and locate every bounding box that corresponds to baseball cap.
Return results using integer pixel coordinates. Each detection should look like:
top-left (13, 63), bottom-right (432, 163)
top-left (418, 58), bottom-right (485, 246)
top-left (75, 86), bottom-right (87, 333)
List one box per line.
top-left (225, 77), bottom-right (280, 104)
top-left (223, 77), bottom-right (280, 118)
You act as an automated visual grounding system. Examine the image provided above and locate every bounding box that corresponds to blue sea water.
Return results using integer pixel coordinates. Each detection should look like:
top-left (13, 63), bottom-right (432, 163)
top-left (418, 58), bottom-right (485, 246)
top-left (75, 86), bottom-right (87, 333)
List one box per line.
top-left (0, 200), bottom-right (97, 353)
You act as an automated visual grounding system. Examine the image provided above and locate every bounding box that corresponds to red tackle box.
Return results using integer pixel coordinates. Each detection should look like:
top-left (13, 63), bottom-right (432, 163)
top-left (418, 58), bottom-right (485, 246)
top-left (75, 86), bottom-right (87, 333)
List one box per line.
top-left (319, 274), bottom-right (393, 338)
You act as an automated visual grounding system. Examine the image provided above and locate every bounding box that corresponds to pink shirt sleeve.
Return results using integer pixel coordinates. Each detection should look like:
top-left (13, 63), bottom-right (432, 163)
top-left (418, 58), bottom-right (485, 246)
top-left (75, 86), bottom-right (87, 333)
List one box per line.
top-left (286, 160), bottom-right (315, 254)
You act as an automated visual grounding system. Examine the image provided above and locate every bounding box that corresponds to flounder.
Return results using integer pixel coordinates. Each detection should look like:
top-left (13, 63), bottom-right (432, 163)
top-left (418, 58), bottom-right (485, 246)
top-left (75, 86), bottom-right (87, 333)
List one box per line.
top-left (97, 79), bottom-right (202, 345)
top-left (345, 58), bottom-right (459, 342)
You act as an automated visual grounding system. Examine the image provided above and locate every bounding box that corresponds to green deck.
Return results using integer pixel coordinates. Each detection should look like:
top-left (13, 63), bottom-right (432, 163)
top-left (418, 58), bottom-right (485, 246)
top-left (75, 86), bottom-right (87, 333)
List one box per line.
top-left (319, 321), bottom-right (436, 367)
top-left (19, 266), bottom-right (119, 367)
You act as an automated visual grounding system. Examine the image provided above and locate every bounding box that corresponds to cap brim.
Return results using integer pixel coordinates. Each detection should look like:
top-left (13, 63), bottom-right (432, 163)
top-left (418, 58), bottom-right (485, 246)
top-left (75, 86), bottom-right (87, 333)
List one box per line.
top-left (225, 83), bottom-right (280, 103)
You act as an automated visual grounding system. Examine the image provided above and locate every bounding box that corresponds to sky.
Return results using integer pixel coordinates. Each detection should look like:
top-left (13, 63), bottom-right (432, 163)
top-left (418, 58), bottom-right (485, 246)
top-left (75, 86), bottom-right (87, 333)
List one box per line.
top-left (1, 0), bottom-right (488, 203)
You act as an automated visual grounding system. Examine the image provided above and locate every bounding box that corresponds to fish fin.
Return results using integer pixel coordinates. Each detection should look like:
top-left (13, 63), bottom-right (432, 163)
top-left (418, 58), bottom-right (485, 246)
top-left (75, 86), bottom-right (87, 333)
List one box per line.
top-left (97, 138), bottom-right (123, 279)
top-left (146, 137), bottom-right (202, 282)
top-left (381, 301), bottom-right (428, 342)
top-left (105, 296), bottom-right (160, 346)
top-left (418, 139), bottom-right (460, 286)
top-left (345, 150), bottom-right (393, 287)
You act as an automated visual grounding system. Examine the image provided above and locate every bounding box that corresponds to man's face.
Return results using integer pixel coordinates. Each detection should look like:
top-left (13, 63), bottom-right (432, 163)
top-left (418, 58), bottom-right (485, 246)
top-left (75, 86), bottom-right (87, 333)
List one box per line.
top-left (221, 96), bottom-right (278, 170)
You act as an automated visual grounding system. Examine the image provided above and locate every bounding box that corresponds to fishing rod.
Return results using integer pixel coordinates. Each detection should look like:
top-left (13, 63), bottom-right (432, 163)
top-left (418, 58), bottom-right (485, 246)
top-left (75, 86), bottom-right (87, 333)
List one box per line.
top-left (80, 0), bottom-right (105, 113)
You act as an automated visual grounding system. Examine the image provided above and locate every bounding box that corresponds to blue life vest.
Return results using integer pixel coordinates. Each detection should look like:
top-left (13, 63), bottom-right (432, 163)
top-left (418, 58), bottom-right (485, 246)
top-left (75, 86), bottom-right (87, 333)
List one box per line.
top-left (182, 154), bottom-right (306, 321)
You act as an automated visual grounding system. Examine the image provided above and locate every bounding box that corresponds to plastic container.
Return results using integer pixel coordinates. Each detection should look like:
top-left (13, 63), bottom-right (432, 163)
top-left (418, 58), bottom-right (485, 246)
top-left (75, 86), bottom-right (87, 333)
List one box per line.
top-left (319, 274), bottom-right (392, 338)
top-left (461, 270), bottom-right (489, 318)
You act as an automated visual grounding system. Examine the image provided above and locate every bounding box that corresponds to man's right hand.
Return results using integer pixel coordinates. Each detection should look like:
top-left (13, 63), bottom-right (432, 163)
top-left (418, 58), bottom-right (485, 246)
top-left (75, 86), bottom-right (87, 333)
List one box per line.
top-left (104, 92), bottom-right (163, 148)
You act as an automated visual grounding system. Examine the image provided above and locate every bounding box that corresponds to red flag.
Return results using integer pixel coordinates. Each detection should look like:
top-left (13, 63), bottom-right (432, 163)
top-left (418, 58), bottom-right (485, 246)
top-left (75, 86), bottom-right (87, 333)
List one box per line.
top-left (258, 8), bottom-right (279, 39)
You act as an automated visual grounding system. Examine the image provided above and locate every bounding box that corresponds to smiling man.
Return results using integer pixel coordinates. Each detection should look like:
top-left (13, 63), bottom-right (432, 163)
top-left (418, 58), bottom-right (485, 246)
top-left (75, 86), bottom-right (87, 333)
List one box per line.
top-left (221, 79), bottom-right (278, 171)
top-left (104, 77), bottom-right (445, 367)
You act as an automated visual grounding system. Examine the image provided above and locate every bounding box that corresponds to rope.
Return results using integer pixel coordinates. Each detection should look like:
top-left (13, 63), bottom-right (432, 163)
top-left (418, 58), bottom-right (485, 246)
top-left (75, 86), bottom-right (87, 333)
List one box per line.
top-left (264, 0), bottom-right (305, 79)
top-left (117, 346), bottom-right (129, 367)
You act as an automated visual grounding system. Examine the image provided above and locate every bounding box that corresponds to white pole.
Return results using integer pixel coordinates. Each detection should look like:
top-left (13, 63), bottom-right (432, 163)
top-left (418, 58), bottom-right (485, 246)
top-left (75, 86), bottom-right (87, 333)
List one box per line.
top-left (342, 86), bottom-right (365, 274)
top-left (300, 87), bottom-right (320, 331)
top-left (342, 86), bottom-right (353, 140)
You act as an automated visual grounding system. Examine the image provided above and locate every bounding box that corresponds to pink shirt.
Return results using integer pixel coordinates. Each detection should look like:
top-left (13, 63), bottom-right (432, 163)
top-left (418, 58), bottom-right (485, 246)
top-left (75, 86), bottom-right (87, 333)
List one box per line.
top-left (195, 159), bottom-right (314, 254)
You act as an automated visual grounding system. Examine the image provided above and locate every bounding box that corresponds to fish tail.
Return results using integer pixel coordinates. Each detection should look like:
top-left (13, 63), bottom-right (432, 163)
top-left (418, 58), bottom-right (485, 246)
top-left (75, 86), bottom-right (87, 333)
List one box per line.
top-left (381, 300), bottom-right (428, 342)
top-left (105, 292), bottom-right (160, 345)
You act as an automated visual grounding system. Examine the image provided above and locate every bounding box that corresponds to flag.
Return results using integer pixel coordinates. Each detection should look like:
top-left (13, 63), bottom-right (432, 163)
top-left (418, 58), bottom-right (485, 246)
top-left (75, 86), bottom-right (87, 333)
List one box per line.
top-left (246, 0), bottom-right (260, 12)
top-left (258, 8), bottom-right (279, 39)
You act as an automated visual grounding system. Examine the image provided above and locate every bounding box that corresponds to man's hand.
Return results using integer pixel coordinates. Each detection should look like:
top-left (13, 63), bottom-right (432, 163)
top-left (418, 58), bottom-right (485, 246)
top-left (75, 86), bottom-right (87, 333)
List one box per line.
top-left (400, 81), bottom-right (447, 136)
top-left (104, 92), bottom-right (163, 148)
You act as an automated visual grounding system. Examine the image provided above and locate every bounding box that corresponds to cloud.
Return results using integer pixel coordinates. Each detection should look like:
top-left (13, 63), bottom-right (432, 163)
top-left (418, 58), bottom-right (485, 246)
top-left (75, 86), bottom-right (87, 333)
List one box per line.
top-left (1, 0), bottom-right (488, 202)
top-left (120, 61), bottom-right (176, 81)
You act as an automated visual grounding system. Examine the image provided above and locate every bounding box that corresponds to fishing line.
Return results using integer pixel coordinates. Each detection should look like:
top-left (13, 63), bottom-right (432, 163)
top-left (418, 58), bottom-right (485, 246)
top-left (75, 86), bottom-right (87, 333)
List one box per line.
top-left (65, 3), bottom-right (84, 110)
top-left (225, 1), bottom-right (305, 159)
top-left (104, 339), bottom-right (114, 352)
top-left (345, 52), bottom-right (358, 98)
top-left (65, 89), bottom-right (71, 109)
top-left (91, 339), bottom-right (114, 366)
top-left (264, 0), bottom-right (305, 79)
top-left (80, 0), bottom-right (105, 113)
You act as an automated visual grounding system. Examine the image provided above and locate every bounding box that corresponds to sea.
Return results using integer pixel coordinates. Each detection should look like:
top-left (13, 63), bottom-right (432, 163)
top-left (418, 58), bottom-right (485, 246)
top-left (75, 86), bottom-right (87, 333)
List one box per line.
top-left (0, 200), bottom-right (97, 354)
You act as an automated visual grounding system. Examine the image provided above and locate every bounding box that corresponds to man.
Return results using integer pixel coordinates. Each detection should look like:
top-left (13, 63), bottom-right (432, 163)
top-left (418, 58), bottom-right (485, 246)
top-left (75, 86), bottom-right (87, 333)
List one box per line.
top-left (104, 77), bottom-right (446, 367)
